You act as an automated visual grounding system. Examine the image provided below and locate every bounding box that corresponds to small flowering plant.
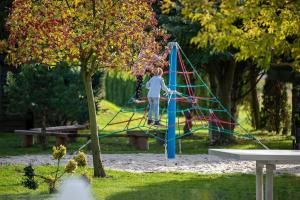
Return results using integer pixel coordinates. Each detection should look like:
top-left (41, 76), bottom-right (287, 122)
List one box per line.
top-left (73, 151), bottom-right (88, 167)
top-left (22, 145), bottom-right (89, 193)
top-left (52, 145), bottom-right (66, 160)
top-left (65, 159), bottom-right (78, 173)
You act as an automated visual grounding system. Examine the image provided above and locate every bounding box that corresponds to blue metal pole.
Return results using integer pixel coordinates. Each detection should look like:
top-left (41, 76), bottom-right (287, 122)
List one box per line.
top-left (167, 42), bottom-right (177, 159)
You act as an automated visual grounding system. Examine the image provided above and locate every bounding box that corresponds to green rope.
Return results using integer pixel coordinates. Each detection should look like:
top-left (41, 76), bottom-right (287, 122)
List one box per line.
top-left (177, 93), bottom-right (218, 102)
top-left (136, 126), bottom-right (165, 142)
top-left (98, 127), bottom-right (138, 138)
top-left (120, 107), bottom-right (147, 112)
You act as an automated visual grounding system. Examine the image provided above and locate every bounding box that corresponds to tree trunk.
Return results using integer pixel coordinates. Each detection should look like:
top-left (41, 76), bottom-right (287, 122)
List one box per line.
top-left (216, 63), bottom-right (236, 144)
top-left (82, 69), bottom-right (106, 177)
top-left (207, 66), bottom-right (219, 142)
top-left (208, 60), bottom-right (236, 145)
top-left (230, 62), bottom-right (245, 130)
top-left (40, 110), bottom-right (48, 149)
top-left (250, 67), bottom-right (261, 129)
top-left (292, 84), bottom-right (300, 135)
top-left (282, 108), bottom-right (289, 135)
top-left (292, 85), bottom-right (296, 136)
top-left (0, 53), bottom-right (9, 120)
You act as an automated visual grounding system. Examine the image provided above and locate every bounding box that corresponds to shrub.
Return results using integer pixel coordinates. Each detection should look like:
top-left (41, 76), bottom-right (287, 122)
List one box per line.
top-left (21, 145), bottom-right (89, 193)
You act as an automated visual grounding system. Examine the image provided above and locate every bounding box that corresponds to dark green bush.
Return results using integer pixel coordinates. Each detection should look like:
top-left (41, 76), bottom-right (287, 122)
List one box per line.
top-left (5, 63), bottom-right (104, 126)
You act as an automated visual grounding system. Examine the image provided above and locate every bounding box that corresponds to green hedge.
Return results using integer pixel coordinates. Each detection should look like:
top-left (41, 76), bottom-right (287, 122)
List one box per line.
top-left (105, 72), bottom-right (136, 106)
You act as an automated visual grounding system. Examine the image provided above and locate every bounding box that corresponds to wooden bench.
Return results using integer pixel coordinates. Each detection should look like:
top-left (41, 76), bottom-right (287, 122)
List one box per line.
top-left (126, 129), bottom-right (203, 150)
top-left (14, 129), bottom-right (90, 147)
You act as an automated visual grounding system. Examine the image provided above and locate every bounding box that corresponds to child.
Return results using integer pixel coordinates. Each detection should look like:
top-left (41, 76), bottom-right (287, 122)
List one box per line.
top-left (132, 68), bottom-right (154, 103)
top-left (183, 111), bottom-right (193, 135)
top-left (146, 67), bottom-right (171, 126)
top-left (132, 75), bottom-right (144, 103)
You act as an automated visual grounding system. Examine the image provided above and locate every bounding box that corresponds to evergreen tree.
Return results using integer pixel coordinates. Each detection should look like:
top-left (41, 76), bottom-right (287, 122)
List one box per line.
top-left (5, 64), bottom-right (103, 146)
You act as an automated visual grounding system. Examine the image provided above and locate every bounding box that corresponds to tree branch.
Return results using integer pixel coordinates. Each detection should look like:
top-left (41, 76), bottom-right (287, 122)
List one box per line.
top-left (65, 0), bottom-right (71, 9)
top-left (92, 0), bottom-right (96, 18)
top-left (270, 63), bottom-right (294, 68)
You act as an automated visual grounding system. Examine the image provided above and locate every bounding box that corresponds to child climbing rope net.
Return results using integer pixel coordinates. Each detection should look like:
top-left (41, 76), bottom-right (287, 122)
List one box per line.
top-left (145, 67), bottom-right (181, 126)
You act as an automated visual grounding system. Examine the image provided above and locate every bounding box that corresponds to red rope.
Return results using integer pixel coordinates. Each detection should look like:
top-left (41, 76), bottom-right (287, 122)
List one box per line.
top-left (178, 51), bottom-right (194, 97)
top-left (188, 116), bottom-right (236, 125)
top-left (160, 97), bottom-right (215, 102)
top-left (210, 112), bottom-right (224, 129)
top-left (178, 51), bottom-right (207, 127)
top-left (170, 115), bottom-right (235, 129)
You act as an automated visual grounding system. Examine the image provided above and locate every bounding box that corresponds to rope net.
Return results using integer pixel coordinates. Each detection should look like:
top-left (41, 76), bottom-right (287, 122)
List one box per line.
top-left (95, 44), bottom-right (268, 150)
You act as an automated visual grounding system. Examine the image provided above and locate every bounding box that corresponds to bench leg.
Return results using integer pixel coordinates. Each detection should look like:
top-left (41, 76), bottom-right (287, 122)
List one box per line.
top-left (37, 135), bottom-right (44, 144)
top-left (23, 135), bottom-right (34, 147)
top-left (67, 131), bottom-right (78, 142)
top-left (136, 137), bottom-right (149, 150)
top-left (56, 136), bottom-right (66, 146)
top-left (128, 137), bottom-right (137, 146)
top-left (68, 135), bottom-right (77, 142)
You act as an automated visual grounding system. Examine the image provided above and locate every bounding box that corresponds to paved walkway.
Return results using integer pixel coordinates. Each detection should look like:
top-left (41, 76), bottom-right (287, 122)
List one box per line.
top-left (1, 154), bottom-right (300, 175)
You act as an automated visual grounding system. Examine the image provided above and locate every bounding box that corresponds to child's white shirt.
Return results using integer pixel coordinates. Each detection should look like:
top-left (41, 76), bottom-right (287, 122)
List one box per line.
top-left (146, 76), bottom-right (170, 98)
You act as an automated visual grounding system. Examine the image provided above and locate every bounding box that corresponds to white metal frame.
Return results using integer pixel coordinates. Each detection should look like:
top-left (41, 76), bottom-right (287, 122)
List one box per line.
top-left (209, 149), bottom-right (300, 200)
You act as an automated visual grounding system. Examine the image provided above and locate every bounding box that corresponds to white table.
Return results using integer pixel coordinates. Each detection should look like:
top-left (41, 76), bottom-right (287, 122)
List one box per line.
top-left (209, 149), bottom-right (300, 200)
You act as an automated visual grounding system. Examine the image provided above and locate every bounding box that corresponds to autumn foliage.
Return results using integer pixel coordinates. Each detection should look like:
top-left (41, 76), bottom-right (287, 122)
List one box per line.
top-left (162, 0), bottom-right (300, 69)
top-left (6, 0), bottom-right (168, 74)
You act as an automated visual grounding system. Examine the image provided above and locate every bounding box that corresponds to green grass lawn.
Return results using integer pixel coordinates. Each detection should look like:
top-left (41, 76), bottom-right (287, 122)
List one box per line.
top-left (0, 132), bottom-right (207, 156)
top-left (0, 165), bottom-right (299, 200)
top-left (0, 131), bottom-right (293, 157)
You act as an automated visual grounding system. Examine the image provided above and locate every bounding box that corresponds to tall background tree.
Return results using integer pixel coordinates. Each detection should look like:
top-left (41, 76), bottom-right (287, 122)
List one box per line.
top-left (162, 0), bottom-right (300, 137)
top-left (157, 0), bottom-right (264, 144)
top-left (172, 0), bottom-right (300, 68)
top-left (261, 77), bottom-right (289, 134)
top-left (6, 0), bottom-right (167, 177)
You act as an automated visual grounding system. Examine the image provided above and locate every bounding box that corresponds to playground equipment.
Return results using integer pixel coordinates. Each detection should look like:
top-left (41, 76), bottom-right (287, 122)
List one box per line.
top-left (167, 42), bottom-right (177, 159)
top-left (79, 42), bottom-right (267, 158)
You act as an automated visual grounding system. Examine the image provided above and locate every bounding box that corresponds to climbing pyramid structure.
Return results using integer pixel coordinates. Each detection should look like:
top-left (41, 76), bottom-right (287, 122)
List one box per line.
top-left (97, 43), bottom-right (266, 158)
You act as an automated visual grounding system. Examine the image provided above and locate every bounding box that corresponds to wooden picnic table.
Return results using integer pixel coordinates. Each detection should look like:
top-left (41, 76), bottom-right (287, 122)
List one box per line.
top-left (30, 124), bottom-right (87, 142)
top-left (30, 124), bottom-right (87, 132)
top-left (14, 125), bottom-right (89, 147)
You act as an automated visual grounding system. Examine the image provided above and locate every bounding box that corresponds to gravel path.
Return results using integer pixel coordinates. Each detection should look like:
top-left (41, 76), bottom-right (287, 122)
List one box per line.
top-left (1, 154), bottom-right (300, 175)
